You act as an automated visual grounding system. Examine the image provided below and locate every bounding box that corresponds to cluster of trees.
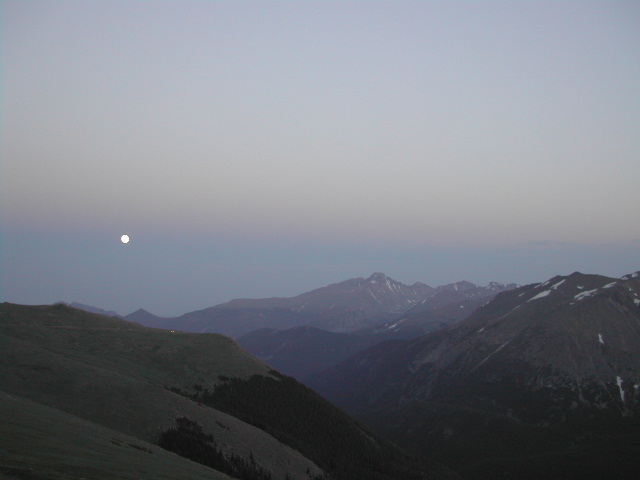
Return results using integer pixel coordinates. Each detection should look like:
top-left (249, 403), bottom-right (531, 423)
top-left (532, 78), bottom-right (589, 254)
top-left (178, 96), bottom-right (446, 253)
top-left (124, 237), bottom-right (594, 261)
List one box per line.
top-left (182, 371), bottom-right (425, 480)
top-left (158, 417), bottom-right (273, 480)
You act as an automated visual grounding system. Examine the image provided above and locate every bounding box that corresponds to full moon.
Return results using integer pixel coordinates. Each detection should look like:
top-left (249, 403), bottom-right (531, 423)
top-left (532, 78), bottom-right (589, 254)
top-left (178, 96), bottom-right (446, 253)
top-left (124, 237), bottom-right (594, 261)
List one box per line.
top-left (120, 234), bottom-right (130, 244)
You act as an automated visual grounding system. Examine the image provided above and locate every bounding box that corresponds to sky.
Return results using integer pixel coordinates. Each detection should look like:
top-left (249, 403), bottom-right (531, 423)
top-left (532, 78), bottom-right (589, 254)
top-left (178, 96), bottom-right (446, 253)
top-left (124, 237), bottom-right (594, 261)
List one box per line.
top-left (2, 0), bottom-right (639, 317)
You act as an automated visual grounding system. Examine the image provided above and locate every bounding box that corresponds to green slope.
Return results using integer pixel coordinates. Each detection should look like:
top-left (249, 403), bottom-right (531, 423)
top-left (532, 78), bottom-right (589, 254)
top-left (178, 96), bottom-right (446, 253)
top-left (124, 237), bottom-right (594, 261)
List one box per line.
top-left (0, 390), bottom-right (234, 480)
top-left (0, 303), bottom-right (320, 479)
top-left (0, 302), bottom-right (454, 480)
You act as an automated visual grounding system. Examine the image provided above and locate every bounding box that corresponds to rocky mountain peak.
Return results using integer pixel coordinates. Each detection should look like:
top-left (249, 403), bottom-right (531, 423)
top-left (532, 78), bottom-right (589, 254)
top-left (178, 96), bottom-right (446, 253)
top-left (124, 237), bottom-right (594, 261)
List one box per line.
top-left (435, 281), bottom-right (476, 293)
top-left (621, 271), bottom-right (640, 280)
top-left (486, 281), bottom-right (518, 291)
top-left (366, 272), bottom-right (389, 283)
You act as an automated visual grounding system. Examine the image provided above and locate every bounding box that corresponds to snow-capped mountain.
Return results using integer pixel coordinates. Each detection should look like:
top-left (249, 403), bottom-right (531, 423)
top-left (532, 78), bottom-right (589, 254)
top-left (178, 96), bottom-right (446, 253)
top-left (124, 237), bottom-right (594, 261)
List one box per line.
top-left (275, 272), bottom-right (434, 331)
top-left (309, 271), bottom-right (640, 479)
top-left (369, 280), bottom-right (518, 336)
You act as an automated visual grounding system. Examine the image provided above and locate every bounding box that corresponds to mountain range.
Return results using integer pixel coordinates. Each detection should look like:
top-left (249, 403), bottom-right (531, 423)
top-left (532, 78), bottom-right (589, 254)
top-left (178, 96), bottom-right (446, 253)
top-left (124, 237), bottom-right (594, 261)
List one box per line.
top-left (371, 280), bottom-right (518, 337)
top-left (0, 302), bottom-right (455, 480)
top-left (70, 273), bottom-right (514, 343)
top-left (5, 269), bottom-right (639, 479)
top-left (309, 271), bottom-right (640, 479)
top-left (74, 274), bottom-right (516, 381)
top-left (125, 273), bottom-right (436, 337)
top-left (235, 279), bottom-right (516, 380)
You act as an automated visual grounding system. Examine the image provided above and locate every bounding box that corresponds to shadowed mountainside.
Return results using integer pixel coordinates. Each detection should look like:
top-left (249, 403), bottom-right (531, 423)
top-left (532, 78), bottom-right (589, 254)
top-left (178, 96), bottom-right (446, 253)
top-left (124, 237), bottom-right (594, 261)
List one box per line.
top-left (309, 271), bottom-right (640, 480)
top-left (236, 326), bottom-right (383, 380)
top-left (0, 302), bottom-right (456, 480)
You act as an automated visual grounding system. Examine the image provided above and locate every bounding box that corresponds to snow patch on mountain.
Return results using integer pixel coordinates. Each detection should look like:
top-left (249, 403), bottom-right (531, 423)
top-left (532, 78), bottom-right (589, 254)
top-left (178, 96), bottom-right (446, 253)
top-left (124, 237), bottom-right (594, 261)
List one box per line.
top-left (471, 339), bottom-right (513, 372)
top-left (616, 376), bottom-right (625, 402)
top-left (528, 279), bottom-right (567, 303)
top-left (575, 289), bottom-right (597, 301)
top-left (528, 289), bottom-right (551, 302)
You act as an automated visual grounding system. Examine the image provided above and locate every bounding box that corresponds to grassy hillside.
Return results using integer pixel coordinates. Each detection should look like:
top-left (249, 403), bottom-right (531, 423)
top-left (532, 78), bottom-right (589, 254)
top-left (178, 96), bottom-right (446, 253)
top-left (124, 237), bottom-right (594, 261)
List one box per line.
top-left (0, 303), bottom-right (321, 479)
top-left (0, 390), bottom-right (234, 480)
top-left (0, 302), bottom-right (453, 480)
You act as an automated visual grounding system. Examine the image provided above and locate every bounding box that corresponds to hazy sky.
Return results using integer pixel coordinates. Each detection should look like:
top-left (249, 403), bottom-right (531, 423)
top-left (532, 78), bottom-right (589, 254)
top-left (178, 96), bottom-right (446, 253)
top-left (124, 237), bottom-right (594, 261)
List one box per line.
top-left (2, 1), bottom-right (639, 316)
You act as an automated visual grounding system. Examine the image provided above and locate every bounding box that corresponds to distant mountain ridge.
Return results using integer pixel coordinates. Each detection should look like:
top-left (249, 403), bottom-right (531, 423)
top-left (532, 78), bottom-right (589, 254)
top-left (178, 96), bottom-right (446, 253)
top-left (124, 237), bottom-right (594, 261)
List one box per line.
top-left (125, 307), bottom-right (165, 325)
top-left (219, 272), bottom-right (432, 313)
top-left (126, 273), bottom-right (515, 338)
top-left (309, 270), bottom-right (640, 479)
top-left (126, 273), bottom-right (437, 337)
top-left (236, 280), bottom-right (517, 379)
top-left (368, 280), bottom-right (518, 337)
top-left (66, 301), bottom-right (120, 317)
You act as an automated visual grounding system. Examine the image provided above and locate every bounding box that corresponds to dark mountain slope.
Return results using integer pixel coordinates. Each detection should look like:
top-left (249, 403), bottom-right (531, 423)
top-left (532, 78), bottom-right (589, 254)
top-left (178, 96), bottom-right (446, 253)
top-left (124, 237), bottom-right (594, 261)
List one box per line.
top-left (309, 271), bottom-right (640, 479)
top-left (0, 302), bottom-right (455, 480)
top-left (236, 326), bottom-right (383, 379)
